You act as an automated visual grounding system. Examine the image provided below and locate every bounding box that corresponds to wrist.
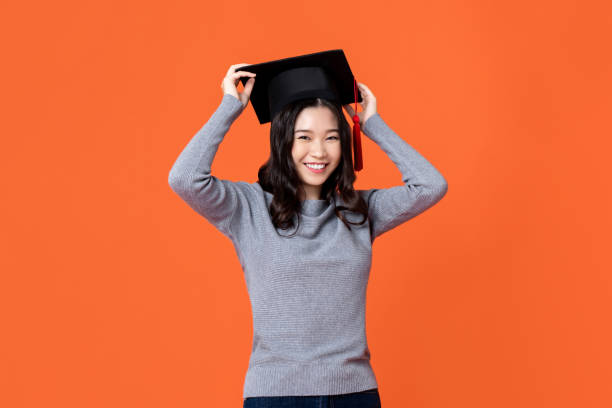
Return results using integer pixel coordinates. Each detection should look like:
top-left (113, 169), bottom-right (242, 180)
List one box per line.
top-left (363, 112), bottom-right (376, 126)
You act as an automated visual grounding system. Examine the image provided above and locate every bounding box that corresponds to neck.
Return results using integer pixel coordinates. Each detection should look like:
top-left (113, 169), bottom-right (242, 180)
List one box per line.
top-left (298, 184), bottom-right (322, 201)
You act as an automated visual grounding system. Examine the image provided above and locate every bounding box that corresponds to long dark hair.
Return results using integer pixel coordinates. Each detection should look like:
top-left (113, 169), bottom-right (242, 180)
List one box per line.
top-left (257, 97), bottom-right (369, 237)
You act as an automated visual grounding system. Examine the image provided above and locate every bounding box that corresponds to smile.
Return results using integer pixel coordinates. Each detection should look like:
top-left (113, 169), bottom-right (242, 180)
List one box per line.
top-left (304, 163), bottom-right (328, 173)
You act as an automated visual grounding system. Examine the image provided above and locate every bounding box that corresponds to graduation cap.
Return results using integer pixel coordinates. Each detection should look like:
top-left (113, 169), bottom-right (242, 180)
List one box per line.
top-left (238, 49), bottom-right (364, 171)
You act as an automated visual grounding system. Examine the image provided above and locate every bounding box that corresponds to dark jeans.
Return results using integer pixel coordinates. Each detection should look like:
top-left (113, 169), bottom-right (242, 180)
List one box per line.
top-left (243, 388), bottom-right (381, 408)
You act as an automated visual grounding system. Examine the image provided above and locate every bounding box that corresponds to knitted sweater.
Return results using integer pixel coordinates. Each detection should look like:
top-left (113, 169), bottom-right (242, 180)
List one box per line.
top-left (168, 93), bottom-right (448, 398)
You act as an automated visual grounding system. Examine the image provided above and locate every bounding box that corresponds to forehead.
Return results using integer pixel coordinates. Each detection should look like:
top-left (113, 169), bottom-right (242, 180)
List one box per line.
top-left (294, 106), bottom-right (338, 130)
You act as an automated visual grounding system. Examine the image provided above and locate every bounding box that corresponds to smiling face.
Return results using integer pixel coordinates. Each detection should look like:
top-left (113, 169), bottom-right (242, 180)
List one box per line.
top-left (291, 105), bottom-right (342, 201)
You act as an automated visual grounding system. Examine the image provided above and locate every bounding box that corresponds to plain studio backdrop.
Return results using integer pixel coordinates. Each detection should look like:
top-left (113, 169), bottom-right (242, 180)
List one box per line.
top-left (1, 0), bottom-right (610, 407)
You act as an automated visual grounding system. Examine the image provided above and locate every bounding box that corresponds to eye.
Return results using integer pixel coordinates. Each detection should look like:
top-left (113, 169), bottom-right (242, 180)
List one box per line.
top-left (296, 134), bottom-right (338, 140)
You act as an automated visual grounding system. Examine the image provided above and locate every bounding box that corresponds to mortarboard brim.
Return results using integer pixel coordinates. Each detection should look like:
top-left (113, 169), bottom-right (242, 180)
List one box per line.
top-left (238, 49), bottom-right (362, 125)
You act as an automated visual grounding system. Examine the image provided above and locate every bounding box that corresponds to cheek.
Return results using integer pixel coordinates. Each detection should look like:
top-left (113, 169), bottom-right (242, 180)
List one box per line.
top-left (291, 146), bottom-right (305, 163)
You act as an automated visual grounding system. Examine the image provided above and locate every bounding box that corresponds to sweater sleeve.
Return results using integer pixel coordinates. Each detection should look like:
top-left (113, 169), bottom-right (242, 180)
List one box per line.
top-left (358, 113), bottom-right (448, 242)
top-left (168, 93), bottom-right (248, 239)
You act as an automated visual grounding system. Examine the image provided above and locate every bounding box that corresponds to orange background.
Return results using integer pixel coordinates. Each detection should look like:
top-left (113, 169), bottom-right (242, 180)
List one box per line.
top-left (1, 0), bottom-right (611, 407)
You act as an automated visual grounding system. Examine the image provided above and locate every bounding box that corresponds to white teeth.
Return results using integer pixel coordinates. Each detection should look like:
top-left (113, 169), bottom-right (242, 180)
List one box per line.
top-left (305, 163), bottom-right (326, 169)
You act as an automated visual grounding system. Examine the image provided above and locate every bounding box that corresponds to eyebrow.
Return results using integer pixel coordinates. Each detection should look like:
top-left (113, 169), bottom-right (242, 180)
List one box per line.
top-left (294, 129), bottom-right (340, 133)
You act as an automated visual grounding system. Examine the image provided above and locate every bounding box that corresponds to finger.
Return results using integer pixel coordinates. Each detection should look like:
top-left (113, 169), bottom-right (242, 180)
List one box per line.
top-left (227, 63), bottom-right (250, 73)
top-left (229, 72), bottom-right (256, 83)
top-left (231, 71), bottom-right (256, 77)
top-left (358, 83), bottom-right (374, 99)
top-left (228, 71), bottom-right (256, 86)
top-left (355, 88), bottom-right (366, 101)
top-left (243, 76), bottom-right (255, 96)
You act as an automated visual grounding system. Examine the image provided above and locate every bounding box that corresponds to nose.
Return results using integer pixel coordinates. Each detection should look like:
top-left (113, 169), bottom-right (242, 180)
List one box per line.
top-left (310, 140), bottom-right (327, 158)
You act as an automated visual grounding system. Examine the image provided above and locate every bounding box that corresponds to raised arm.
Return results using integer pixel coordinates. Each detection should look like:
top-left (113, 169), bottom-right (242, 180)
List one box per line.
top-left (359, 112), bottom-right (448, 242)
top-left (168, 93), bottom-right (247, 238)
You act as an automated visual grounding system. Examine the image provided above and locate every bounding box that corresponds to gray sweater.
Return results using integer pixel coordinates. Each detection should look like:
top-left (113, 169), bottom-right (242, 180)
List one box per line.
top-left (168, 93), bottom-right (448, 398)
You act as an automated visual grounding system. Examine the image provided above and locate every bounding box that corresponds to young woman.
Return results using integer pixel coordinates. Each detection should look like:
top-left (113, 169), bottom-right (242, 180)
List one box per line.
top-left (168, 63), bottom-right (448, 408)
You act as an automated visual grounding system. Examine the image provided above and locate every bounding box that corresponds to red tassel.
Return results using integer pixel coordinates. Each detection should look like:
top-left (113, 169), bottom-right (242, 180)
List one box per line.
top-left (352, 115), bottom-right (363, 171)
top-left (352, 78), bottom-right (363, 171)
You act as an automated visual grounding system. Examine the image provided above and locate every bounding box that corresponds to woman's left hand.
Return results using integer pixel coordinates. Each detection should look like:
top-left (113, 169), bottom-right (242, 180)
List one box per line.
top-left (343, 82), bottom-right (377, 127)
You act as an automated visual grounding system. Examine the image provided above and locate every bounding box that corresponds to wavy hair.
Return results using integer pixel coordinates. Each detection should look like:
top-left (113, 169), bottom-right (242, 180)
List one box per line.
top-left (257, 97), bottom-right (369, 237)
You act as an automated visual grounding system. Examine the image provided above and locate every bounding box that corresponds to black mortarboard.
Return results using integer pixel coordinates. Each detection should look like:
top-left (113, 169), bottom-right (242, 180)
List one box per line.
top-left (238, 49), bottom-right (364, 171)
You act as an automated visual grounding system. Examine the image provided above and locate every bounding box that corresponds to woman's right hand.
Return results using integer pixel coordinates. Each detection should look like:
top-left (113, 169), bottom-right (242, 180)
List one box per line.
top-left (221, 63), bottom-right (256, 108)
